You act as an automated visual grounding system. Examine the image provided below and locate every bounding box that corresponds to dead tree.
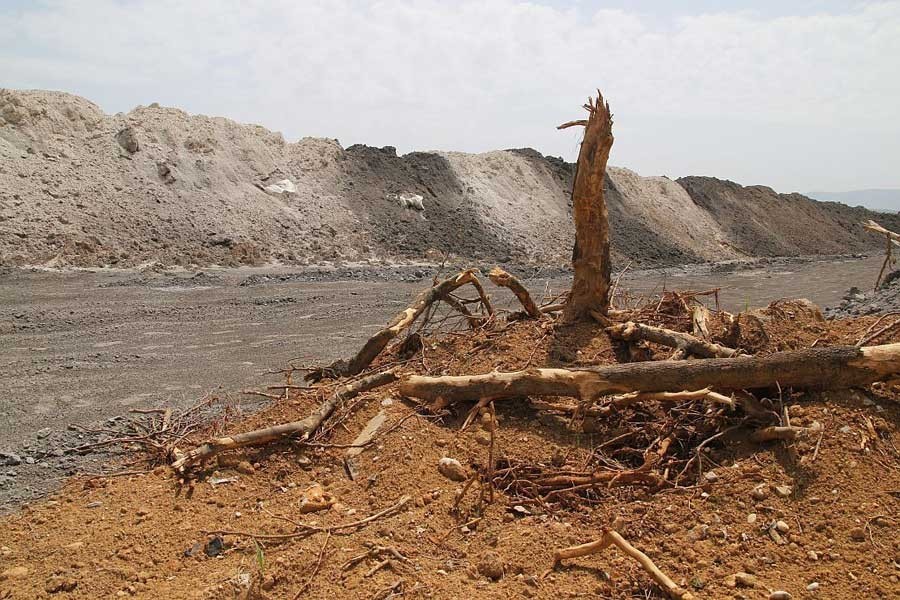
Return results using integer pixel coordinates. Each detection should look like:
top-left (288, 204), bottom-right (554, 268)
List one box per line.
top-left (558, 91), bottom-right (614, 321)
top-left (399, 343), bottom-right (900, 408)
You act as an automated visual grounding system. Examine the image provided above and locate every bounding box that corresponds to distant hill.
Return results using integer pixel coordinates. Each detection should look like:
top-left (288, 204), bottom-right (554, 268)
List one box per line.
top-left (807, 189), bottom-right (900, 213)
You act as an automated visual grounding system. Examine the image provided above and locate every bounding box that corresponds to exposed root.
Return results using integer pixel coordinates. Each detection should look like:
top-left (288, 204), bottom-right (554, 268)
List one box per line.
top-left (546, 529), bottom-right (694, 600)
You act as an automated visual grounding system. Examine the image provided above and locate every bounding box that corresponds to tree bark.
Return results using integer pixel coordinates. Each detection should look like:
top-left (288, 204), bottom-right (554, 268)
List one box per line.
top-left (559, 91), bottom-right (614, 321)
top-left (398, 343), bottom-right (900, 406)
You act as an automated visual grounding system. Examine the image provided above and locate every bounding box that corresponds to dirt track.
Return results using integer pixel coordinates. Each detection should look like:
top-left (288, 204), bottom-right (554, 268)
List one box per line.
top-left (0, 256), bottom-right (882, 508)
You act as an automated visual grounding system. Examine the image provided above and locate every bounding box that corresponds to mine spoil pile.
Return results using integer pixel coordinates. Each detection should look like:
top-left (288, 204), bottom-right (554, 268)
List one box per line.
top-left (1, 92), bottom-right (898, 599)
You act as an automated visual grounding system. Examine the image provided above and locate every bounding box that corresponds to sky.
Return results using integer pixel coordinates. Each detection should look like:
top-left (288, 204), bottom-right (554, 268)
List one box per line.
top-left (1, 0), bottom-right (899, 196)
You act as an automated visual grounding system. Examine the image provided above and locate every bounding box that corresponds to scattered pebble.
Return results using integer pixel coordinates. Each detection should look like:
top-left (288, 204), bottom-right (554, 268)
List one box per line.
top-left (806, 582), bottom-right (820, 591)
top-left (437, 457), bottom-right (468, 482)
top-left (774, 520), bottom-right (790, 533)
top-left (848, 526), bottom-right (866, 542)
top-left (724, 572), bottom-right (758, 588)
top-left (769, 592), bottom-right (792, 600)
top-left (774, 485), bottom-right (793, 498)
top-left (747, 513), bottom-right (757, 524)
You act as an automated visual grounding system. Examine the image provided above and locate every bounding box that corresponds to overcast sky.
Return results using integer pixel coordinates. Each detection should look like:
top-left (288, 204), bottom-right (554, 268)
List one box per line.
top-left (2, 0), bottom-right (899, 195)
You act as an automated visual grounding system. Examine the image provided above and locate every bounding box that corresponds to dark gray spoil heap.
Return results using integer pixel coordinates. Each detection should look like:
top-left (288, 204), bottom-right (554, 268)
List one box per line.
top-left (826, 270), bottom-right (900, 318)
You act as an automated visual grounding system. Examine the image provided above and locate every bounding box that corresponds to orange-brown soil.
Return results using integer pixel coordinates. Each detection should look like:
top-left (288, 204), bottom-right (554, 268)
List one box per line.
top-left (0, 299), bottom-right (898, 599)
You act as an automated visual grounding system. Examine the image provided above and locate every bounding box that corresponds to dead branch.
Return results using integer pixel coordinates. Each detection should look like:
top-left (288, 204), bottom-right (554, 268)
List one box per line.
top-left (546, 529), bottom-right (693, 600)
top-left (399, 343), bottom-right (900, 407)
top-left (607, 321), bottom-right (740, 359)
top-left (488, 267), bottom-right (542, 319)
top-left (172, 370), bottom-right (397, 472)
top-left (307, 270), bottom-right (480, 381)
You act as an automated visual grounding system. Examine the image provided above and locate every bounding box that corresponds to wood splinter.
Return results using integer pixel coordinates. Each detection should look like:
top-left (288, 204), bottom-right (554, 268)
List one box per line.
top-left (546, 528), bottom-right (693, 600)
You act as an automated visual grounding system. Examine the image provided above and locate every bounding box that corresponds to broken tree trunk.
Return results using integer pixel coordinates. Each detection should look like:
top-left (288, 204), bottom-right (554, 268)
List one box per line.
top-left (487, 267), bottom-right (542, 319)
top-left (607, 321), bottom-right (740, 359)
top-left (398, 343), bottom-right (900, 406)
top-left (558, 91), bottom-right (614, 321)
top-left (307, 270), bottom-right (479, 381)
top-left (172, 370), bottom-right (397, 472)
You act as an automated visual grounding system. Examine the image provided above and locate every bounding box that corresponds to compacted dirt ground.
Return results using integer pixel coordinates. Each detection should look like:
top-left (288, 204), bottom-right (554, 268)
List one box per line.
top-left (0, 271), bottom-right (897, 600)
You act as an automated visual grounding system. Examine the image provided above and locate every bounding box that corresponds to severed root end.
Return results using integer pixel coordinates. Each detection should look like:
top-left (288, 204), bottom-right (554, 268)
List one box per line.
top-left (545, 529), bottom-right (694, 600)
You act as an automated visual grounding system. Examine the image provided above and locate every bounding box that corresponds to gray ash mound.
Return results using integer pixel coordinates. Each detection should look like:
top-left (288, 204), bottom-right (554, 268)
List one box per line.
top-left (827, 271), bottom-right (900, 317)
top-left (3, 89), bottom-right (899, 270)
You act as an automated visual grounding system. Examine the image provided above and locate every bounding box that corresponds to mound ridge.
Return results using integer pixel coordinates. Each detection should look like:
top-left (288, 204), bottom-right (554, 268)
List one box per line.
top-left (2, 88), bottom-right (898, 268)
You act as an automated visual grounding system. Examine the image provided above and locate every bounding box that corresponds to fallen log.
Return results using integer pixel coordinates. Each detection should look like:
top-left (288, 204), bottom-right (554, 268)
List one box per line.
top-left (399, 343), bottom-right (900, 406)
top-left (607, 321), bottom-right (740, 359)
top-left (488, 267), bottom-right (542, 319)
top-left (307, 270), bottom-right (479, 381)
top-left (172, 370), bottom-right (397, 472)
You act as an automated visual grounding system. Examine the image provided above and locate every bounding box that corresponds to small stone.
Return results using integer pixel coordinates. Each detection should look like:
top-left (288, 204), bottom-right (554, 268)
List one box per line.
top-left (750, 485), bottom-right (769, 500)
top-left (86, 501), bottom-right (102, 509)
top-left (687, 524), bottom-right (709, 541)
top-left (1, 566), bottom-right (29, 580)
top-left (806, 582), bottom-right (819, 591)
top-left (0, 452), bottom-right (21, 466)
top-left (768, 592), bottom-right (792, 600)
top-left (848, 527), bottom-right (866, 542)
top-left (438, 457), bottom-right (468, 482)
top-left (806, 550), bottom-right (818, 560)
top-left (774, 485), bottom-right (793, 498)
top-left (234, 460), bottom-right (255, 475)
top-left (477, 551), bottom-right (504, 580)
top-left (65, 541), bottom-right (85, 550)
top-left (45, 575), bottom-right (78, 593)
top-left (747, 513), bottom-right (757, 524)
top-left (703, 470), bottom-right (719, 483)
top-left (774, 520), bottom-right (790, 533)
top-left (724, 572), bottom-right (758, 588)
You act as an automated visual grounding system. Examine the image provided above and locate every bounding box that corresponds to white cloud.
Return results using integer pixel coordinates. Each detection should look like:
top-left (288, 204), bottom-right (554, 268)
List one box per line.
top-left (1, 0), bottom-right (898, 192)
